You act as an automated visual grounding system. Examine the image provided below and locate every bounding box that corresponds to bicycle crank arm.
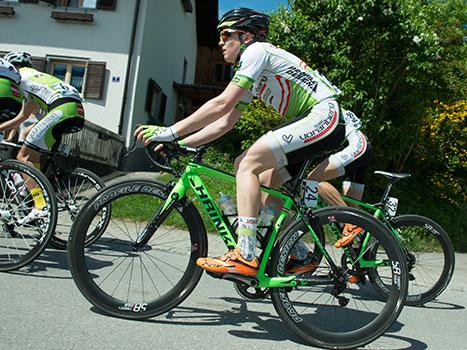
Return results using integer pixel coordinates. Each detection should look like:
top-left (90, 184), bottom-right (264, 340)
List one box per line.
top-left (206, 271), bottom-right (259, 287)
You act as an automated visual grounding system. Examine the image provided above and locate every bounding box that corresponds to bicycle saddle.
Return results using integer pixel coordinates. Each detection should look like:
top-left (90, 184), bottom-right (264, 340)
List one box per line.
top-left (374, 170), bottom-right (411, 181)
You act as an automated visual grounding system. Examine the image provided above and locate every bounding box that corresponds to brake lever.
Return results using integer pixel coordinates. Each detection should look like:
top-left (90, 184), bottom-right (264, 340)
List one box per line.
top-left (123, 135), bottom-right (138, 158)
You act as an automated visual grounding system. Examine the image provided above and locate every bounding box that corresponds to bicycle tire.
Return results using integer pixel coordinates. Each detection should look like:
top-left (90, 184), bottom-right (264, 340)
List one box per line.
top-left (269, 206), bottom-right (408, 349)
top-left (0, 160), bottom-right (58, 271)
top-left (49, 167), bottom-right (110, 250)
top-left (67, 178), bottom-right (208, 319)
top-left (368, 214), bottom-right (455, 306)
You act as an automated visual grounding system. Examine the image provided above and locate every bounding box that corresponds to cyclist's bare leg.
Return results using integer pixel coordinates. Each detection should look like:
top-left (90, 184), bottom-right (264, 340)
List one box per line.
top-left (236, 138), bottom-right (278, 217)
top-left (16, 145), bottom-right (46, 212)
top-left (318, 181), bottom-right (347, 206)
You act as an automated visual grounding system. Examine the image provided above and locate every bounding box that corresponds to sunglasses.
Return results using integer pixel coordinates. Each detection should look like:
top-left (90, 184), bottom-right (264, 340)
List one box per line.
top-left (219, 29), bottom-right (246, 42)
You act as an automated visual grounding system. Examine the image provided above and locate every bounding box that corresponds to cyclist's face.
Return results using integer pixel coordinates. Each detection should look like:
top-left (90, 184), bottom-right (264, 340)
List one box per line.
top-left (219, 29), bottom-right (247, 63)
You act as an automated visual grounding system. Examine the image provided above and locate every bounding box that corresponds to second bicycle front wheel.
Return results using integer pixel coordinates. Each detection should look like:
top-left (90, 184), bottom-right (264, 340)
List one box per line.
top-left (67, 178), bottom-right (208, 319)
top-left (0, 160), bottom-right (57, 271)
top-left (269, 206), bottom-right (408, 349)
top-left (49, 167), bottom-right (110, 249)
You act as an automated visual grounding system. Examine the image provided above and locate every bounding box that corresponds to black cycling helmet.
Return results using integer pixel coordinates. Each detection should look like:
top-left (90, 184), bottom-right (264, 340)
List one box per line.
top-left (218, 8), bottom-right (269, 39)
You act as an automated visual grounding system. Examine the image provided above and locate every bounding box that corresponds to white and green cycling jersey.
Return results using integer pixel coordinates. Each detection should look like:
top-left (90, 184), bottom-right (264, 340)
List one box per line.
top-left (19, 67), bottom-right (81, 112)
top-left (231, 42), bottom-right (341, 119)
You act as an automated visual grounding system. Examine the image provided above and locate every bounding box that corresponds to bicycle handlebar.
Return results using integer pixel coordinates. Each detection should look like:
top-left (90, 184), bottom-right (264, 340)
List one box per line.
top-left (144, 141), bottom-right (205, 174)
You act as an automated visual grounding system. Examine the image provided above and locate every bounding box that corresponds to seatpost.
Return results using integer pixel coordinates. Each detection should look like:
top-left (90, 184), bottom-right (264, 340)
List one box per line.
top-left (380, 181), bottom-right (395, 204)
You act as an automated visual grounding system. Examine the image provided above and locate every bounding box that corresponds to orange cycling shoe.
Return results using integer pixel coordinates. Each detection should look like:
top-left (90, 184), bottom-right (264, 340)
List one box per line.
top-left (286, 253), bottom-right (318, 275)
top-left (196, 248), bottom-right (258, 276)
top-left (335, 224), bottom-right (364, 248)
top-left (347, 275), bottom-right (361, 284)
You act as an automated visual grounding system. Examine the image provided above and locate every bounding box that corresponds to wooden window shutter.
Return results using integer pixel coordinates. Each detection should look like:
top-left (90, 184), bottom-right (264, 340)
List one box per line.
top-left (32, 57), bottom-right (46, 72)
top-left (96, 0), bottom-right (116, 10)
top-left (84, 61), bottom-right (106, 99)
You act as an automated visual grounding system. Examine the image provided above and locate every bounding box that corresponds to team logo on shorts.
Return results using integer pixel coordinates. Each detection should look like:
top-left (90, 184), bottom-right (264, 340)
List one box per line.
top-left (282, 134), bottom-right (293, 143)
top-left (10, 84), bottom-right (20, 98)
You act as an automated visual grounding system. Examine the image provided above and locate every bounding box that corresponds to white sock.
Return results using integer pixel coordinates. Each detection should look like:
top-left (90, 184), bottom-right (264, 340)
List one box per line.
top-left (237, 216), bottom-right (258, 260)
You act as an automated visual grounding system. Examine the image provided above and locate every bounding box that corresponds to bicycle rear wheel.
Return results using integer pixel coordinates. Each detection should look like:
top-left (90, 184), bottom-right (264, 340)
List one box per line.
top-left (269, 206), bottom-right (408, 349)
top-left (368, 214), bottom-right (455, 305)
top-left (68, 179), bottom-right (208, 319)
top-left (49, 167), bottom-right (110, 249)
top-left (0, 160), bottom-right (57, 271)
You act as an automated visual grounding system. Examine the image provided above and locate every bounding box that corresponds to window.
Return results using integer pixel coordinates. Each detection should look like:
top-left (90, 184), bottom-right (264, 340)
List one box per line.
top-left (48, 58), bottom-right (106, 99)
top-left (51, 60), bottom-right (86, 92)
top-left (146, 79), bottom-right (167, 124)
top-left (182, 57), bottom-right (188, 84)
top-left (180, 0), bottom-right (192, 13)
top-left (55, 0), bottom-right (95, 8)
top-left (39, 0), bottom-right (116, 9)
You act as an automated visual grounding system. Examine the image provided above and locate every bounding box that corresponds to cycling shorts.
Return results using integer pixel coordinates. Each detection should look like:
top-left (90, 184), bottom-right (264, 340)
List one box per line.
top-left (262, 99), bottom-right (345, 169)
top-left (329, 130), bottom-right (373, 184)
top-left (0, 77), bottom-right (23, 122)
top-left (25, 98), bottom-right (85, 152)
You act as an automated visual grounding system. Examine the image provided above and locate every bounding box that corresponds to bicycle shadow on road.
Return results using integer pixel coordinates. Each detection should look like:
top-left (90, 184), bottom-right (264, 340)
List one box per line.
top-left (89, 295), bottom-right (425, 349)
top-left (405, 300), bottom-right (465, 310)
top-left (90, 298), bottom-right (310, 345)
top-left (8, 247), bottom-right (71, 279)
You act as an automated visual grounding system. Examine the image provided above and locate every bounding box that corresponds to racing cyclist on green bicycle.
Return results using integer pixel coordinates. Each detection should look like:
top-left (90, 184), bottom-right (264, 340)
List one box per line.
top-left (260, 108), bottom-right (373, 249)
top-left (0, 51), bottom-right (85, 222)
top-left (136, 8), bottom-right (347, 277)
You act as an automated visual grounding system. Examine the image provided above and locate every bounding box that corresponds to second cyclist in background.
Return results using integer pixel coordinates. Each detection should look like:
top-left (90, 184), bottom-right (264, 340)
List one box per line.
top-left (0, 51), bottom-right (85, 222)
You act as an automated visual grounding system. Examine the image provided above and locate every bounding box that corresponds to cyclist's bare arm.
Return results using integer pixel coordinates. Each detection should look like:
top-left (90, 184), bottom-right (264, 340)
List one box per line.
top-left (183, 109), bottom-right (241, 147)
top-left (0, 99), bottom-right (37, 132)
top-left (172, 83), bottom-right (247, 137)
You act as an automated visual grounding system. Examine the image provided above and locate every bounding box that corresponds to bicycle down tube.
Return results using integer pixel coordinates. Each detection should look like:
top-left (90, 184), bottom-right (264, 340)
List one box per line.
top-left (144, 161), bottom-right (332, 289)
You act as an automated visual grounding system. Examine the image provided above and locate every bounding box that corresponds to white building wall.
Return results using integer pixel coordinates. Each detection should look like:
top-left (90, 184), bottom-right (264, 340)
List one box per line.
top-left (0, 0), bottom-right (199, 170)
top-left (121, 0), bottom-right (198, 146)
top-left (0, 1), bottom-right (136, 133)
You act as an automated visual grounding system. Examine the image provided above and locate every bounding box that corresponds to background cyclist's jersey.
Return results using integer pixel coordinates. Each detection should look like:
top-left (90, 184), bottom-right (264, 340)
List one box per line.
top-left (231, 42), bottom-right (341, 119)
top-left (19, 67), bottom-right (81, 112)
top-left (0, 58), bottom-right (21, 85)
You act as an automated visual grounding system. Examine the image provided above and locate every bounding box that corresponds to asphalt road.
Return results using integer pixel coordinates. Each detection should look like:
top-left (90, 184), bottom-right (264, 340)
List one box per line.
top-left (0, 230), bottom-right (466, 350)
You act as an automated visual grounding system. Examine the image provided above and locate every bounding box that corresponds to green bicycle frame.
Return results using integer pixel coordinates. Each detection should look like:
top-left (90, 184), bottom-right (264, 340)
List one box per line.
top-left (335, 195), bottom-right (404, 268)
top-left (158, 162), bottom-right (331, 289)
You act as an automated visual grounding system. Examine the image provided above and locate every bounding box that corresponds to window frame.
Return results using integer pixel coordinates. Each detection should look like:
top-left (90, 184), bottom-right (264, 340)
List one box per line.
top-left (49, 58), bottom-right (87, 95)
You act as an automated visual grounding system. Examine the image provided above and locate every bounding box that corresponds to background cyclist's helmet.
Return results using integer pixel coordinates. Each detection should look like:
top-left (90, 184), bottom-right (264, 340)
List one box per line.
top-left (218, 8), bottom-right (270, 40)
top-left (4, 51), bottom-right (32, 68)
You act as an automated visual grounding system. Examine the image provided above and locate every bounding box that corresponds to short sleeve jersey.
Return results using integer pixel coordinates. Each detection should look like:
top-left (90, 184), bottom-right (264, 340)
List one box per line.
top-left (19, 67), bottom-right (81, 112)
top-left (231, 42), bottom-right (341, 119)
top-left (0, 58), bottom-right (21, 85)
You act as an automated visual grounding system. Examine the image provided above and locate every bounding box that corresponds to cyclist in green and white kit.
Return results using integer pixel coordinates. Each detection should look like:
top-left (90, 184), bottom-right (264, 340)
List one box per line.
top-left (136, 8), bottom-right (347, 276)
top-left (0, 51), bottom-right (85, 222)
top-left (0, 57), bottom-right (23, 130)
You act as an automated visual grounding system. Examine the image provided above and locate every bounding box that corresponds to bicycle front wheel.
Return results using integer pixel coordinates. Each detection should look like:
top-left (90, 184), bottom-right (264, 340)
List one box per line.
top-left (49, 167), bottom-right (109, 249)
top-left (269, 206), bottom-right (408, 349)
top-left (68, 179), bottom-right (208, 319)
top-left (368, 214), bottom-right (455, 305)
top-left (0, 160), bottom-right (57, 271)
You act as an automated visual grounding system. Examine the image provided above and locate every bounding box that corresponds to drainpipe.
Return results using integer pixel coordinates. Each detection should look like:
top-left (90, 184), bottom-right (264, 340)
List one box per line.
top-left (118, 0), bottom-right (141, 136)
